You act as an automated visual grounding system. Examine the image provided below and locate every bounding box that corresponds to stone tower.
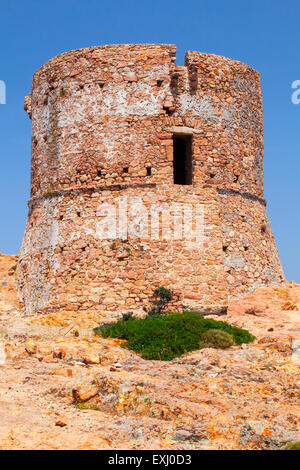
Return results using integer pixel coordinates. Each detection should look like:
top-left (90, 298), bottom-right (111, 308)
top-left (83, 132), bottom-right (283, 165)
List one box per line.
top-left (17, 44), bottom-right (284, 321)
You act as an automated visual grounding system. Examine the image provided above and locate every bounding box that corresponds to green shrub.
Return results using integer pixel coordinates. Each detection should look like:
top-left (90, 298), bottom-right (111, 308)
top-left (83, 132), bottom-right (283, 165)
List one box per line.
top-left (199, 329), bottom-right (234, 349)
top-left (283, 441), bottom-right (300, 450)
top-left (143, 287), bottom-right (173, 317)
top-left (95, 311), bottom-right (255, 361)
top-left (122, 311), bottom-right (135, 321)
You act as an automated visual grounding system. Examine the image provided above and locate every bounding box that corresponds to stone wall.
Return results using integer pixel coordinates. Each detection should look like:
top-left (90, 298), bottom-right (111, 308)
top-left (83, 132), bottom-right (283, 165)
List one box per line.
top-left (17, 44), bottom-right (285, 320)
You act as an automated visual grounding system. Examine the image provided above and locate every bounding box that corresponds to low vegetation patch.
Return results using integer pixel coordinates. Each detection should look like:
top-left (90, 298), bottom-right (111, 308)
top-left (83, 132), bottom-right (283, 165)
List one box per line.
top-left (283, 441), bottom-right (300, 450)
top-left (94, 311), bottom-right (255, 361)
top-left (199, 329), bottom-right (234, 349)
top-left (75, 402), bottom-right (99, 411)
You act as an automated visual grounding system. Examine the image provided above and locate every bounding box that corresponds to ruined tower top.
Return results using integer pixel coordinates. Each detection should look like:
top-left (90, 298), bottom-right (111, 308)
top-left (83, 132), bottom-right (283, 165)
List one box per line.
top-left (25, 44), bottom-right (264, 201)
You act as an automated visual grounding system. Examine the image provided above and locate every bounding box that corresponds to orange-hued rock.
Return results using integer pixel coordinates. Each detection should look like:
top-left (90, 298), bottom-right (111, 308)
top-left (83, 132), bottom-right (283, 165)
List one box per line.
top-left (0, 253), bottom-right (299, 450)
top-left (0, 253), bottom-right (21, 313)
top-left (225, 281), bottom-right (300, 340)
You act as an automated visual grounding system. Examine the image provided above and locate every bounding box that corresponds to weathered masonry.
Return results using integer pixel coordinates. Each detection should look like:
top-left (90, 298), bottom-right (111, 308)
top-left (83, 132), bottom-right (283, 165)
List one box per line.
top-left (17, 44), bottom-right (285, 320)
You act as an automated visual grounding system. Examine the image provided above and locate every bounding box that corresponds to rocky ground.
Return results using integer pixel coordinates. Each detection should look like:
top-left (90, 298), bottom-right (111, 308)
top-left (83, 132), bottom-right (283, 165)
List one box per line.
top-left (0, 253), bottom-right (299, 450)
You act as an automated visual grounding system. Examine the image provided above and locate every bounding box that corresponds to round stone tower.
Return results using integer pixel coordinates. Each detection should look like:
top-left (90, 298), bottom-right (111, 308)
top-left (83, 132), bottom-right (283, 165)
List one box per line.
top-left (17, 44), bottom-right (284, 321)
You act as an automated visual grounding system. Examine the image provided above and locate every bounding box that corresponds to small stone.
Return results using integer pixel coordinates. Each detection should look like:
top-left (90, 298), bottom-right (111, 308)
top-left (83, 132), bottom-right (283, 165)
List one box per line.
top-left (72, 384), bottom-right (98, 402)
top-left (124, 72), bottom-right (137, 82)
top-left (53, 348), bottom-right (67, 359)
top-left (43, 355), bottom-right (59, 363)
top-left (82, 352), bottom-right (100, 365)
top-left (174, 429), bottom-right (198, 442)
top-left (25, 340), bottom-right (37, 355)
top-left (55, 420), bottom-right (67, 427)
top-left (49, 368), bottom-right (69, 377)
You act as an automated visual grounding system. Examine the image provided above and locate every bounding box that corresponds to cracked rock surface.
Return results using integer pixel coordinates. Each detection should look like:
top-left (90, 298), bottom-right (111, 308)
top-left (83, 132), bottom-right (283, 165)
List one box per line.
top-left (0, 253), bottom-right (299, 449)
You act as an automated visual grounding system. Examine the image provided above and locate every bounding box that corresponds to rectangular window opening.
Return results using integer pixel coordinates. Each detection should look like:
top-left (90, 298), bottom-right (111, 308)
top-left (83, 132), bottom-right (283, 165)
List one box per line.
top-left (173, 134), bottom-right (193, 185)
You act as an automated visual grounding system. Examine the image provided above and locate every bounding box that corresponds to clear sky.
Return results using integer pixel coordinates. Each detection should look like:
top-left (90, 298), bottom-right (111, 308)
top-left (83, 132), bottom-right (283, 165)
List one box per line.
top-left (0, 0), bottom-right (299, 282)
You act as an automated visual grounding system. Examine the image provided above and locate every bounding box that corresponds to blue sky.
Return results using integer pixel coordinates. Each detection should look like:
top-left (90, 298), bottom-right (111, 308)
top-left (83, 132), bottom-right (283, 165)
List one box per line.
top-left (0, 0), bottom-right (299, 282)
